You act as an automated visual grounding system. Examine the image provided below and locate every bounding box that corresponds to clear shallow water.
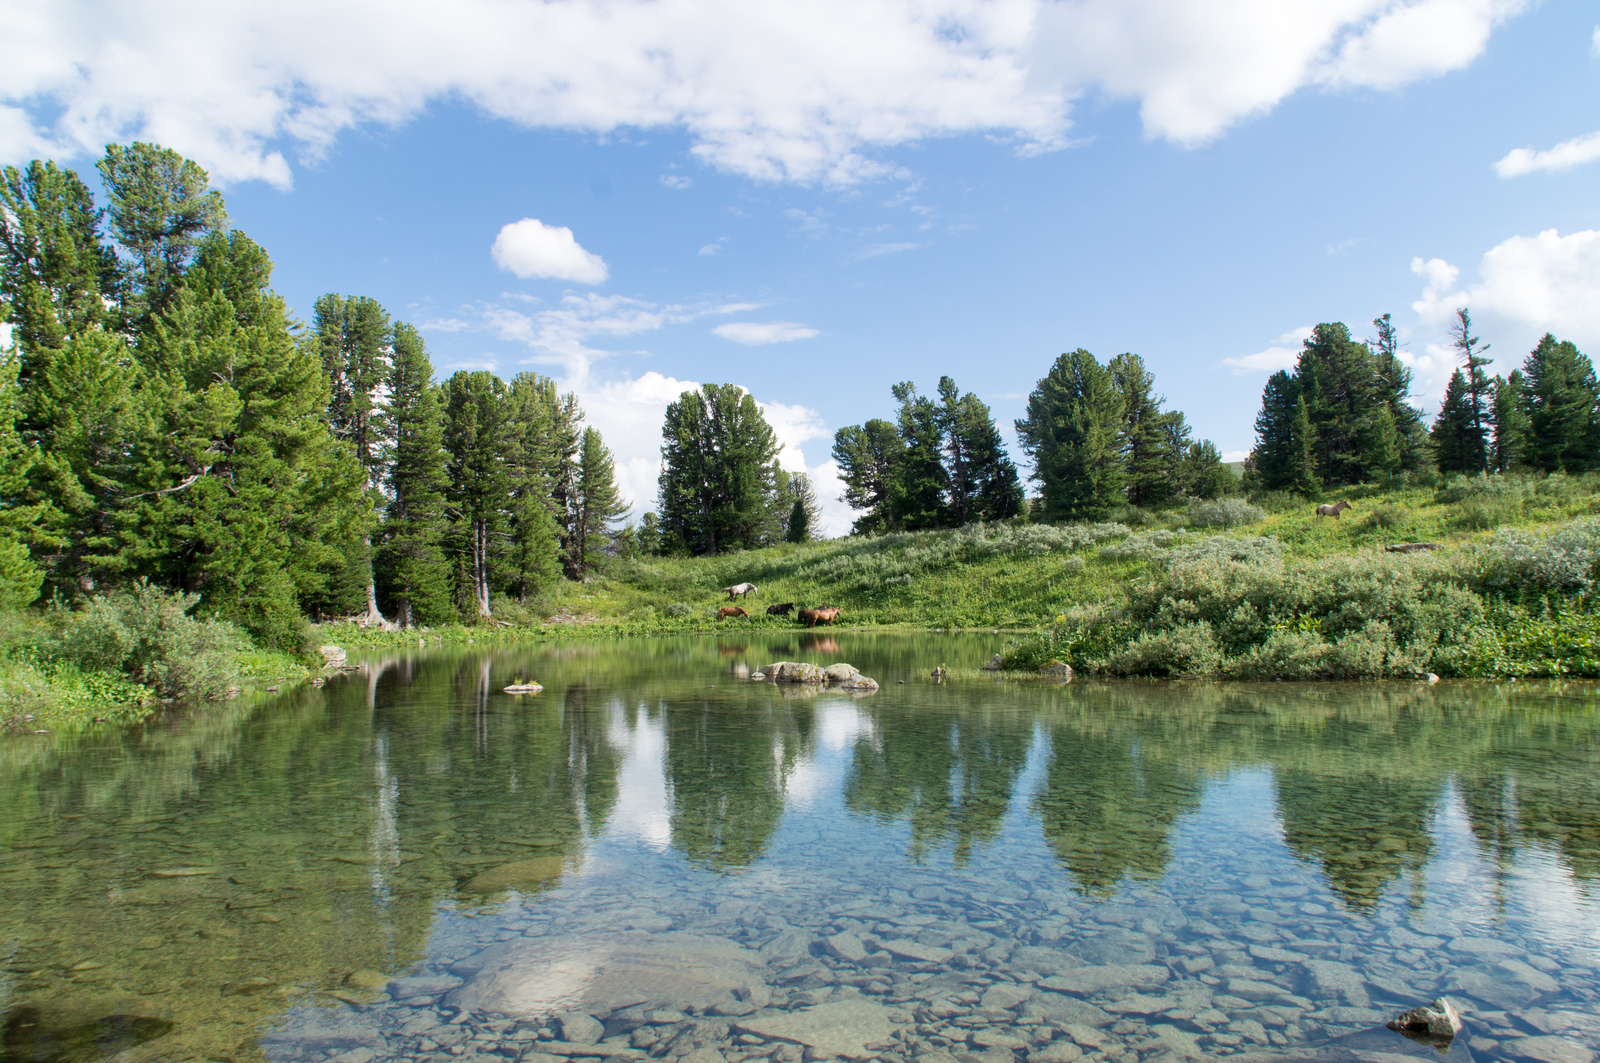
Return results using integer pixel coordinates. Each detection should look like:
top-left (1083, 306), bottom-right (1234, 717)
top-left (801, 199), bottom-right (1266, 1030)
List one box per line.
top-left (2, 633), bottom-right (1599, 1063)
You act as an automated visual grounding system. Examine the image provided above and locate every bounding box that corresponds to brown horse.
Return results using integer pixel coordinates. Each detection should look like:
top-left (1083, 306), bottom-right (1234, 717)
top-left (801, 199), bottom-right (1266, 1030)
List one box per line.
top-left (1316, 500), bottom-right (1354, 518)
top-left (798, 606), bottom-right (840, 627)
top-left (717, 606), bottom-right (749, 620)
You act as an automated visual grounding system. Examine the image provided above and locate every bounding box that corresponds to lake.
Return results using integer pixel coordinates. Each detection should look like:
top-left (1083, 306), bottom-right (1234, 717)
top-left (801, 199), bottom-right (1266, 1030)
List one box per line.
top-left (2, 633), bottom-right (1598, 1063)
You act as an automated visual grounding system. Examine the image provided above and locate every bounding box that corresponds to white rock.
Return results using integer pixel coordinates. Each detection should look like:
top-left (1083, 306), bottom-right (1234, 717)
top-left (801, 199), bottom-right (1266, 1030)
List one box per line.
top-left (733, 999), bottom-right (895, 1059)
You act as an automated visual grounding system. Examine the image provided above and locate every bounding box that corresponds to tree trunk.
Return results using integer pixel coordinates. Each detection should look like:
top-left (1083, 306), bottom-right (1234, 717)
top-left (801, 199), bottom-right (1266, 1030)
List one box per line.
top-left (359, 535), bottom-right (396, 630)
top-left (475, 521), bottom-right (492, 619)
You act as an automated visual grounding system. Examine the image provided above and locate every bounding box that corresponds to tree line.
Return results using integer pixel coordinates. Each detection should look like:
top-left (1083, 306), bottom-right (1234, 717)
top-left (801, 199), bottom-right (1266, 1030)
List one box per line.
top-left (1248, 310), bottom-right (1600, 493)
top-left (0, 143), bottom-right (627, 645)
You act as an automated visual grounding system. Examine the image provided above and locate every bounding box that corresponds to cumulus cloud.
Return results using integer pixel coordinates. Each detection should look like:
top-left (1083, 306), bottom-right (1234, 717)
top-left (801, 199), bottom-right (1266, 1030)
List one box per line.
top-left (491, 218), bottom-right (609, 285)
top-left (1495, 130), bottom-right (1600, 178)
top-left (0, 0), bottom-right (1526, 188)
top-left (1412, 229), bottom-right (1600, 348)
top-left (1030, 0), bottom-right (1525, 147)
top-left (712, 321), bottom-right (819, 345)
top-left (659, 174), bottom-right (692, 189)
top-left (1220, 326), bottom-right (1313, 374)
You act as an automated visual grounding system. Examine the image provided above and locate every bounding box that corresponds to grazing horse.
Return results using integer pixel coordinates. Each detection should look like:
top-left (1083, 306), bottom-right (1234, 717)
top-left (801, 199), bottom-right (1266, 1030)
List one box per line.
top-left (717, 606), bottom-right (749, 620)
top-left (1316, 500), bottom-right (1354, 519)
top-left (766, 602), bottom-right (795, 616)
top-left (798, 606), bottom-right (841, 628)
top-left (723, 582), bottom-right (758, 600)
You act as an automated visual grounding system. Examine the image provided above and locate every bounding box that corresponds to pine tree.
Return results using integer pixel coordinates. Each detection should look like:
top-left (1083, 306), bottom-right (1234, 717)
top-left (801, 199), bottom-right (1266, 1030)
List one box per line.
top-left (783, 471), bottom-right (823, 542)
top-left (889, 382), bottom-right (947, 530)
top-left (441, 370), bottom-right (509, 619)
top-left (639, 512), bottom-right (663, 555)
top-left (1108, 353), bottom-right (1174, 506)
top-left (1015, 349), bottom-right (1126, 521)
top-left (832, 419), bottom-right (904, 534)
top-left (1297, 323), bottom-right (1383, 486)
top-left (936, 377), bottom-right (1023, 523)
top-left (23, 328), bottom-right (146, 595)
top-left (132, 230), bottom-right (365, 648)
top-left (1369, 313), bottom-right (1429, 472)
top-left (571, 426), bottom-right (628, 578)
top-left (0, 352), bottom-right (43, 608)
top-left (1432, 369), bottom-right (1481, 474)
top-left (1490, 371), bottom-right (1528, 473)
top-left (0, 160), bottom-right (118, 371)
top-left (1449, 308), bottom-right (1492, 474)
top-left (313, 293), bottom-right (393, 625)
top-left (97, 143), bottom-right (226, 328)
top-left (503, 372), bottom-right (567, 600)
top-left (1177, 439), bottom-right (1235, 499)
top-left (658, 384), bottom-right (780, 555)
top-left (377, 322), bottom-right (453, 627)
top-left (1520, 333), bottom-right (1600, 473)
top-left (1248, 371), bottom-right (1319, 494)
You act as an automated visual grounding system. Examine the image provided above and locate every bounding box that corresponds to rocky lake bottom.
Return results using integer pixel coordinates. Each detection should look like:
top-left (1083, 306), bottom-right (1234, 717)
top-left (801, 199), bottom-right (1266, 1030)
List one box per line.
top-left (2, 633), bottom-right (1599, 1063)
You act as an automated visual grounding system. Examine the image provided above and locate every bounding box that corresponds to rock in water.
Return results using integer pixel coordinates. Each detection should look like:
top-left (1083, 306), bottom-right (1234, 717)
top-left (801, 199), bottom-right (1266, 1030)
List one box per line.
top-left (982, 654), bottom-right (1003, 670)
top-left (503, 683), bottom-right (543, 694)
top-left (462, 855), bottom-right (564, 894)
top-left (447, 931), bottom-right (765, 1017)
top-left (1387, 997), bottom-right (1462, 1038)
top-left (320, 645), bottom-right (348, 668)
top-left (1041, 662), bottom-right (1072, 679)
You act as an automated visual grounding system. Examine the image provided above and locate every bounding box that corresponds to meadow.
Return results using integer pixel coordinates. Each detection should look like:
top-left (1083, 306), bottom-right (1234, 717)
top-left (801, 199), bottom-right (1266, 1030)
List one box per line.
top-left (8, 470), bottom-right (1600, 731)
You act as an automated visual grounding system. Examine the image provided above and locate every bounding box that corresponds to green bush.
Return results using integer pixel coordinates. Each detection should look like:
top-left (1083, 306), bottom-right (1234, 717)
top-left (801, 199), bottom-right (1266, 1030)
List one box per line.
top-left (1187, 497), bottom-right (1265, 529)
top-left (40, 582), bottom-right (251, 699)
top-left (664, 602), bottom-right (693, 617)
top-left (1473, 518), bottom-right (1600, 596)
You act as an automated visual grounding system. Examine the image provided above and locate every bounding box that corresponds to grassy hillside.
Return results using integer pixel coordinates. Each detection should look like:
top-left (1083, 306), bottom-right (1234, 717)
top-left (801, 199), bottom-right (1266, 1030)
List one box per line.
top-left (330, 471), bottom-right (1598, 680)
top-left (11, 471), bottom-right (1600, 731)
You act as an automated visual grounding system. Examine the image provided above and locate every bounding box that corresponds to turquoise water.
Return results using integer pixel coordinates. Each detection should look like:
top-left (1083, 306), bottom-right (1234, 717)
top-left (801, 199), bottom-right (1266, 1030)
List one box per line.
top-left (2, 633), bottom-right (1598, 1063)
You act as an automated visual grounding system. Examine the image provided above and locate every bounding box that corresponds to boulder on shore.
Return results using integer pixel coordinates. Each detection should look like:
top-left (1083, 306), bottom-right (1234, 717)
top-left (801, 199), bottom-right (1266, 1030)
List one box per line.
top-left (982, 653), bottom-right (1003, 670)
top-left (319, 645), bottom-right (348, 669)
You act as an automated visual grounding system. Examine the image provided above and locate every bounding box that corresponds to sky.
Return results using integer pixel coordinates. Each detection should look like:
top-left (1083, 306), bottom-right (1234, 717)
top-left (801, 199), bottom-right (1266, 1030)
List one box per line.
top-left (4, 0), bottom-right (1598, 535)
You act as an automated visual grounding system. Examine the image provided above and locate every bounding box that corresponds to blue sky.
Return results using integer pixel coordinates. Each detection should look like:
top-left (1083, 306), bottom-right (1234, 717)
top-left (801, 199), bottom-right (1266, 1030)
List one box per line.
top-left (5, 0), bottom-right (1598, 533)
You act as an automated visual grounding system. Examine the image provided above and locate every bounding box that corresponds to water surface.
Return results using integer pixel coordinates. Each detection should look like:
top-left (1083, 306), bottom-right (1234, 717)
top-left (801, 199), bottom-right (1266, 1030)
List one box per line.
top-left (2, 633), bottom-right (1599, 1063)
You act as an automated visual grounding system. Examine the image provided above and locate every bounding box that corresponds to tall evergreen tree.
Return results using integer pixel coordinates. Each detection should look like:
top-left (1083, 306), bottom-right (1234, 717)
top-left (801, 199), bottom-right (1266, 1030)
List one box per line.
top-left (1519, 333), bottom-right (1599, 473)
top-left (936, 376), bottom-right (1023, 523)
top-left (658, 384), bottom-right (781, 555)
top-left (442, 371), bottom-right (509, 620)
top-left (97, 143), bottom-right (226, 327)
top-left (1368, 313), bottom-right (1429, 472)
top-left (888, 382), bottom-right (947, 530)
top-left (832, 419), bottom-right (905, 534)
top-left (1015, 349), bottom-right (1126, 521)
top-left (570, 427), bottom-right (628, 578)
top-left (313, 293), bottom-right (393, 625)
top-left (1249, 370), bottom-right (1318, 494)
top-left (0, 352), bottom-right (43, 608)
top-left (783, 471), bottom-right (823, 543)
top-left (0, 160), bottom-right (118, 371)
top-left (502, 372), bottom-right (566, 601)
top-left (1449, 307), bottom-right (1492, 474)
top-left (1432, 369), bottom-right (1481, 474)
top-left (377, 322), bottom-right (452, 627)
top-left (1109, 352), bottom-right (1180, 506)
top-left (1297, 322), bottom-right (1382, 485)
top-left (131, 230), bottom-right (365, 647)
top-left (1490, 371), bottom-right (1528, 473)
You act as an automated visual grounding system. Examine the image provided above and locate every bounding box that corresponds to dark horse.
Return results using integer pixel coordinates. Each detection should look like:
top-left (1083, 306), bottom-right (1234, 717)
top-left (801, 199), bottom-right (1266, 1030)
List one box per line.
top-left (766, 602), bottom-right (796, 616)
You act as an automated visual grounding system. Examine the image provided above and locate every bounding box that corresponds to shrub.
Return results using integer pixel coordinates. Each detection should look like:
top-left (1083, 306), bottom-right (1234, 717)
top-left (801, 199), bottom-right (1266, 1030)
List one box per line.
top-left (1187, 497), bottom-right (1265, 529)
top-left (1061, 556), bottom-right (1086, 573)
top-left (1165, 535), bottom-right (1282, 570)
top-left (1099, 529), bottom-right (1183, 561)
top-left (1435, 473), bottom-right (1528, 505)
top-left (1102, 621), bottom-right (1222, 676)
top-left (1473, 518), bottom-right (1600, 596)
top-left (41, 582), bottom-right (251, 699)
top-left (664, 602), bottom-right (693, 617)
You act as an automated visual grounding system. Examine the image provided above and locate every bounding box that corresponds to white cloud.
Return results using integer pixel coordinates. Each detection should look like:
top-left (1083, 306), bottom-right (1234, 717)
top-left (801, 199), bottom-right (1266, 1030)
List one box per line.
top-left (856, 241), bottom-right (922, 259)
top-left (659, 174), bottom-right (692, 189)
top-left (0, 0), bottom-right (1526, 188)
top-left (491, 218), bottom-right (609, 285)
top-left (1411, 229), bottom-right (1600, 348)
top-left (713, 321), bottom-right (819, 345)
top-left (698, 238), bottom-right (726, 256)
top-left (1030, 0), bottom-right (1524, 147)
top-left (1495, 130), bottom-right (1600, 178)
top-left (1220, 325), bottom-right (1312, 374)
